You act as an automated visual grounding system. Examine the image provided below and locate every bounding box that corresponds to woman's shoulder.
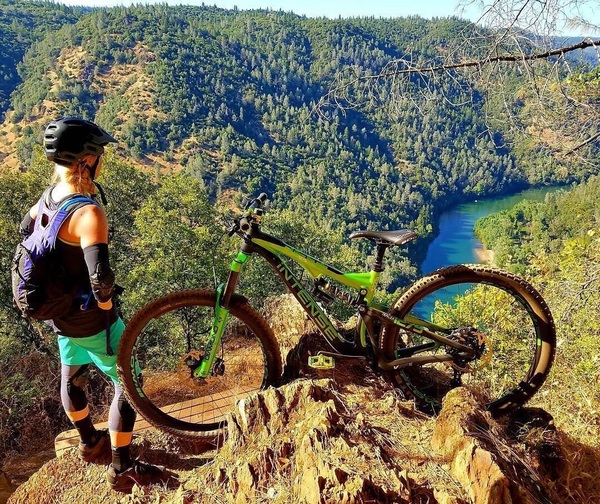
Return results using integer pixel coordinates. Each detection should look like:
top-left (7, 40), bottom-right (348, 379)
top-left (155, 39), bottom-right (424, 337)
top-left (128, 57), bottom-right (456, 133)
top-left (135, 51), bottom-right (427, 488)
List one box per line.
top-left (71, 203), bottom-right (107, 226)
top-left (61, 200), bottom-right (108, 246)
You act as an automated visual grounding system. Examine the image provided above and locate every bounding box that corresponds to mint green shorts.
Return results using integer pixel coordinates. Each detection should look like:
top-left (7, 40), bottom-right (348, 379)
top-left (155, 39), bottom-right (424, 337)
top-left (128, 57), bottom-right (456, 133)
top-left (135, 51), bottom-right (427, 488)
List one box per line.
top-left (58, 318), bottom-right (125, 384)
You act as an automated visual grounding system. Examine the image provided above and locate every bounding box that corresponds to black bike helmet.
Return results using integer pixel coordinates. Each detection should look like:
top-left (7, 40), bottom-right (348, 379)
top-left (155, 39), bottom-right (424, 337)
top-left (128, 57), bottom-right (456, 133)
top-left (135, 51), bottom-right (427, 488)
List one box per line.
top-left (44, 117), bottom-right (117, 166)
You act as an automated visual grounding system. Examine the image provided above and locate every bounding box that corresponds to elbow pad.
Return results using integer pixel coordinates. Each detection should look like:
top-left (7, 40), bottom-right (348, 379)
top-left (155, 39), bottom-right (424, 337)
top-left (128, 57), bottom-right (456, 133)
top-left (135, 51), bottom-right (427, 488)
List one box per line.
top-left (20, 212), bottom-right (34, 237)
top-left (83, 243), bottom-right (115, 303)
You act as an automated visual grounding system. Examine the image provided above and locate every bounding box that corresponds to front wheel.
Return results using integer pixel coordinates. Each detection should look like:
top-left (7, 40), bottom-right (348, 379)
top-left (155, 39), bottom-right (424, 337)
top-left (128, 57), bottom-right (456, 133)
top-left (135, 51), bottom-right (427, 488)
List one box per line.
top-left (379, 265), bottom-right (555, 416)
top-left (117, 289), bottom-right (282, 440)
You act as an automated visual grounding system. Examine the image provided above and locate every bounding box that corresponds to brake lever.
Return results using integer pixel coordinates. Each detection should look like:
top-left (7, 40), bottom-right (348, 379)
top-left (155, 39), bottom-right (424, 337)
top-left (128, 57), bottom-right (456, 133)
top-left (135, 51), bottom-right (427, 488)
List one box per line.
top-left (226, 219), bottom-right (239, 236)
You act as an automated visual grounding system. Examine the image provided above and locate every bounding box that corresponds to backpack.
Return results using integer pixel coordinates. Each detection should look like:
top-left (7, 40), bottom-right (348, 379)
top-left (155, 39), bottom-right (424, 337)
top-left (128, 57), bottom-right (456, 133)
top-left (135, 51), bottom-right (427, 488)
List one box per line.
top-left (12, 190), bottom-right (98, 320)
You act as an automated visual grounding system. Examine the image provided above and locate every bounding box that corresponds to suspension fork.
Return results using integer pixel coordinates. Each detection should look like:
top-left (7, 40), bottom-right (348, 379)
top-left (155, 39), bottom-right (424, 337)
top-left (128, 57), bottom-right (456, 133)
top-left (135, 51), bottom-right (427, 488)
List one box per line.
top-left (193, 251), bottom-right (248, 378)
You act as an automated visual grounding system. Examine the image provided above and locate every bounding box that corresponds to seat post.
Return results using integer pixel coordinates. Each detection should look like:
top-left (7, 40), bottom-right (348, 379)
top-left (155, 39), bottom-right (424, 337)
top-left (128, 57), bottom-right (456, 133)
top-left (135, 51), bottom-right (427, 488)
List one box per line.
top-left (373, 242), bottom-right (388, 272)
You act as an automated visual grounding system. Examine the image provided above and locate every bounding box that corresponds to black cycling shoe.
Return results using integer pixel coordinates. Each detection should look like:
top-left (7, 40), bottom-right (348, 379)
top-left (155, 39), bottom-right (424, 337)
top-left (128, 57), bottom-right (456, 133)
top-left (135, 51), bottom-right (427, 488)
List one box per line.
top-left (106, 459), bottom-right (169, 492)
top-left (78, 429), bottom-right (110, 463)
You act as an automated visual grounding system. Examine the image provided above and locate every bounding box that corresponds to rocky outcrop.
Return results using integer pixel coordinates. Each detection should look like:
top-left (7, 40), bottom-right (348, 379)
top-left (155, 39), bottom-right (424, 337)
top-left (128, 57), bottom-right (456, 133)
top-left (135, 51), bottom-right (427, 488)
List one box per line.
top-left (178, 375), bottom-right (559, 504)
top-left (4, 374), bottom-right (564, 504)
top-left (196, 378), bottom-right (435, 503)
top-left (5, 302), bottom-right (565, 504)
top-left (432, 389), bottom-right (530, 504)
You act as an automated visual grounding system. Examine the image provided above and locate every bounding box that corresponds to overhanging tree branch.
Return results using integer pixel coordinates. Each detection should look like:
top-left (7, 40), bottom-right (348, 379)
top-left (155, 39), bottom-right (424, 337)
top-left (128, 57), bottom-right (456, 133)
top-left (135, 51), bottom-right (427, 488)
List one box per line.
top-left (318, 0), bottom-right (599, 169)
top-left (367, 39), bottom-right (600, 78)
top-left (564, 131), bottom-right (600, 155)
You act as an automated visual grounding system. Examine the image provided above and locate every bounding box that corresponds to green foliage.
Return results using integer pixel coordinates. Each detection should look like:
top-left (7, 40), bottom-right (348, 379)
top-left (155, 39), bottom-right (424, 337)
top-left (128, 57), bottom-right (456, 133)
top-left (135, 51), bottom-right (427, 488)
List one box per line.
top-left (474, 177), bottom-right (600, 271)
top-left (123, 173), bottom-right (222, 313)
top-left (95, 153), bottom-right (156, 281)
top-left (5, 3), bottom-right (548, 266)
top-left (566, 65), bottom-right (600, 101)
top-left (534, 230), bottom-right (600, 443)
top-left (472, 176), bottom-right (600, 443)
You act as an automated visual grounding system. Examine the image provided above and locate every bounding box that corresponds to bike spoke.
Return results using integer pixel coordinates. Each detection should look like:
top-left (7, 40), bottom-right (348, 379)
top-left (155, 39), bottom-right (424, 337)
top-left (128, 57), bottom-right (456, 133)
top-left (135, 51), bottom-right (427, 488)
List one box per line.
top-left (134, 307), bottom-right (267, 426)
top-left (118, 290), bottom-right (280, 438)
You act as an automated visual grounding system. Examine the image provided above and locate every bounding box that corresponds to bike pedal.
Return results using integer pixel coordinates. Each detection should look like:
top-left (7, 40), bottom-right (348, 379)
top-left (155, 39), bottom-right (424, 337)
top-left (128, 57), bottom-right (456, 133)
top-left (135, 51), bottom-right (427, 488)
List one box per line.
top-left (308, 355), bottom-right (335, 370)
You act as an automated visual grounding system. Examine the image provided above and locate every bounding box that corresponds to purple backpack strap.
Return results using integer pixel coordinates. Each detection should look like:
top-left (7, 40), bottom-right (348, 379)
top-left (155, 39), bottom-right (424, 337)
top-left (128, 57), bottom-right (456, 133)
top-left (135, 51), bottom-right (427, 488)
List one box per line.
top-left (34, 191), bottom-right (99, 249)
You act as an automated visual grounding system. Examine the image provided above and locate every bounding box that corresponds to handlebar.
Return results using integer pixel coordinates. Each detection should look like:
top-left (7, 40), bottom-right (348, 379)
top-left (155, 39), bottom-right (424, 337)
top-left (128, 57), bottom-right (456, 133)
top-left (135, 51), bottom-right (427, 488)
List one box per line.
top-left (244, 192), bottom-right (268, 212)
top-left (228, 193), bottom-right (270, 236)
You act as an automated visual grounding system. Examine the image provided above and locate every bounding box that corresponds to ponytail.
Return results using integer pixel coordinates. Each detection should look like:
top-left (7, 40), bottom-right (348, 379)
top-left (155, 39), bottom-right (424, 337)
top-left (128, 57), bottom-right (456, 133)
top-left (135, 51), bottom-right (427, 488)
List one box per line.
top-left (52, 156), bottom-right (98, 197)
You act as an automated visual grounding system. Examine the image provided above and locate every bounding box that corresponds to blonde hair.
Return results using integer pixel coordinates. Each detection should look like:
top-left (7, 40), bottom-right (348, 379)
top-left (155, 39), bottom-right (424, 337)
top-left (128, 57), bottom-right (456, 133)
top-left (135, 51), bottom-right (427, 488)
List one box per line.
top-left (52, 154), bottom-right (98, 197)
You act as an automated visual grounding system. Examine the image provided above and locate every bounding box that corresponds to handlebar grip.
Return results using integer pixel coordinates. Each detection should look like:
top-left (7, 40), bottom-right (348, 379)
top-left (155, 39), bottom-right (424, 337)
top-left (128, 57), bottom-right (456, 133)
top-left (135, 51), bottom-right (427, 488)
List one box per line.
top-left (256, 193), bottom-right (268, 204)
top-left (244, 193), bottom-right (269, 211)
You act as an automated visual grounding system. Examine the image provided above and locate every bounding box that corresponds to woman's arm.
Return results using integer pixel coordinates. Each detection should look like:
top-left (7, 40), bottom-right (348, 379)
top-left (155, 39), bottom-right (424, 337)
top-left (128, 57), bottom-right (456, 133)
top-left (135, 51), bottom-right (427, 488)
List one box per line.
top-left (72, 205), bottom-right (114, 310)
top-left (19, 205), bottom-right (37, 237)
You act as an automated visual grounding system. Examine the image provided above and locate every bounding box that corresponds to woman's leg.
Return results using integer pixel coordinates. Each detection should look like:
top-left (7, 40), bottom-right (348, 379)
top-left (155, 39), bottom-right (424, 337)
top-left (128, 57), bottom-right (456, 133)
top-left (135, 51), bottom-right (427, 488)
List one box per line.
top-left (108, 380), bottom-right (137, 471)
top-left (60, 363), bottom-right (98, 445)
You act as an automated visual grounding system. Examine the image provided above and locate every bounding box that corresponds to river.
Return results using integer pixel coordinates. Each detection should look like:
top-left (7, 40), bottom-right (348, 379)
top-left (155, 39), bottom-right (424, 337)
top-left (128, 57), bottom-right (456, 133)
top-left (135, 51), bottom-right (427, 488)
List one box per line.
top-left (421, 186), bottom-right (561, 274)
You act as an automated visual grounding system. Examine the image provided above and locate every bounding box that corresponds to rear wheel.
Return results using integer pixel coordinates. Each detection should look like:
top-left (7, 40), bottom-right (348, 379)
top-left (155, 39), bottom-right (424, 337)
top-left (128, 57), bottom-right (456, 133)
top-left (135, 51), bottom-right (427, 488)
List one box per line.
top-left (117, 289), bottom-right (282, 440)
top-left (380, 265), bottom-right (555, 416)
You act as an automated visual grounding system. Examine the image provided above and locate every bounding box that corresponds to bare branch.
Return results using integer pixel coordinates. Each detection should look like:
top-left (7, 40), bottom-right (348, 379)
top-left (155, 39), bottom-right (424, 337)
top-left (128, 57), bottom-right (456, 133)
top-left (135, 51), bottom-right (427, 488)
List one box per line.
top-left (564, 131), bottom-right (600, 155)
top-left (318, 0), bottom-right (600, 170)
top-left (328, 39), bottom-right (599, 80)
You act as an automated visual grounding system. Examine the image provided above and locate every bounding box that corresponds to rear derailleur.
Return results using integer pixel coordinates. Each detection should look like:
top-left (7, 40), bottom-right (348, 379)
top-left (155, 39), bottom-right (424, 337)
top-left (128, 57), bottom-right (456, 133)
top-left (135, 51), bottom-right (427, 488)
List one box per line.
top-left (447, 327), bottom-right (488, 387)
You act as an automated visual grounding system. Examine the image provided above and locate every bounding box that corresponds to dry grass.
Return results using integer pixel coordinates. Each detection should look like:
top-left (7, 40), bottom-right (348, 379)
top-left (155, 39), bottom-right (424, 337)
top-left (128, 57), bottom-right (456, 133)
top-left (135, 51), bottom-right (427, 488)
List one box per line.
top-left (553, 433), bottom-right (600, 503)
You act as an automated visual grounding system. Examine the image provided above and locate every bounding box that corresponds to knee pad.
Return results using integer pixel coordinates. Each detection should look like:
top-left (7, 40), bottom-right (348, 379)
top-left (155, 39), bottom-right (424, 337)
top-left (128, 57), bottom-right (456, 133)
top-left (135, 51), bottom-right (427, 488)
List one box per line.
top-left (65, 365), bottom-right (90, 411)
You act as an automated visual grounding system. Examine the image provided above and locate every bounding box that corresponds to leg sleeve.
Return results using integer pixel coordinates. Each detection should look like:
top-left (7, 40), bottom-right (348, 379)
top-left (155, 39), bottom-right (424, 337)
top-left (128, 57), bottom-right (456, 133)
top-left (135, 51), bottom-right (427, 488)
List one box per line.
top-left (108, 381), bottom-right (137, 448)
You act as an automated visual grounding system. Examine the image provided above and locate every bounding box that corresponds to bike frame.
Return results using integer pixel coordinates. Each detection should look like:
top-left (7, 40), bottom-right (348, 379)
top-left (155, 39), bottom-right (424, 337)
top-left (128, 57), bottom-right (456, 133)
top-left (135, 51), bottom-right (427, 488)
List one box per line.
top-left (194, 223), bottom-right (475, 378)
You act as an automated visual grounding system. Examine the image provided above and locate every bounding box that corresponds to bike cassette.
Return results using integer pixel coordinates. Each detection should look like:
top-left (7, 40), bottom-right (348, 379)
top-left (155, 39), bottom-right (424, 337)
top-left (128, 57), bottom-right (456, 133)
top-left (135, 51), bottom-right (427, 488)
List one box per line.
top-left (449, 330), bottom-right (492, 373)
top-left (308, 354), bottom-right (335, 370)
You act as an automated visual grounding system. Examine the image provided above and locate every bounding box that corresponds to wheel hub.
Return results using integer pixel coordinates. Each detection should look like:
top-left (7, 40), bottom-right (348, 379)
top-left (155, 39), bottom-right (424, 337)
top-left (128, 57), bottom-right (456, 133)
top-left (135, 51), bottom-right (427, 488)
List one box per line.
top-left (448, 327), bottom-right (492, 373)
top-left (178, 351), bottom-right (207, 388)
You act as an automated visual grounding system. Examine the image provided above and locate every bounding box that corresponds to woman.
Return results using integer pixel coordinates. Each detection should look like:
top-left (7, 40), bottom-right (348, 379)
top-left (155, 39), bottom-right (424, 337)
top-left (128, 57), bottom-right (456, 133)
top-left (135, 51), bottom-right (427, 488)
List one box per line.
top-left (21, 117), bottom-right (167, 492)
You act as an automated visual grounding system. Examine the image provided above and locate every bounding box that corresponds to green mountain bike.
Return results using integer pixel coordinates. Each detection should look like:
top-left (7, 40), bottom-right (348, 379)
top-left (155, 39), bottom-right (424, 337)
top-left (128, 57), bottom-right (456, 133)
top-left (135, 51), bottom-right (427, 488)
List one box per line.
top-left (116, 193), bottom-right (556, 440)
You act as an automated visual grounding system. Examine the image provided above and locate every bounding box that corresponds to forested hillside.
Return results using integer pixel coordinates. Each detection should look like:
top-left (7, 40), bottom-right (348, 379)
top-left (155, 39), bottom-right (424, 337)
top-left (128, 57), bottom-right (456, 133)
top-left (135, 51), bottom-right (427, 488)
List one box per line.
top-left (0, 0), bottom-right (83, 112)
top-left (2, 1), bottom-right (595, 261)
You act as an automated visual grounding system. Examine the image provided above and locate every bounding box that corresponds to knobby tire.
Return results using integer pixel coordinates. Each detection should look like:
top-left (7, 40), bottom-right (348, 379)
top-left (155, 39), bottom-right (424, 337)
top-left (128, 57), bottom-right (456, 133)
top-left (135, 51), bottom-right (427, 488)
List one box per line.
top-left (117, 289), bottom-right (282, 440)
top-left (379, 265), bottom-right (556, 416)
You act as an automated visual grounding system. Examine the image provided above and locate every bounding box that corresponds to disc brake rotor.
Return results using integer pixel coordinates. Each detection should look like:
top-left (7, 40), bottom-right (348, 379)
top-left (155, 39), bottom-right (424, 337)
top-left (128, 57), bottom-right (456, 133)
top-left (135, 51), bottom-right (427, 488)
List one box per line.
top-left (448, 331), bottom-right (493, 373)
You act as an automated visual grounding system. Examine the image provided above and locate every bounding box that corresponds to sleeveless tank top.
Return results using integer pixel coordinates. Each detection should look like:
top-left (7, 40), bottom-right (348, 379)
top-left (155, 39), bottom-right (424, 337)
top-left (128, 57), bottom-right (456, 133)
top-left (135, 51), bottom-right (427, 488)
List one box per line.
top-left (41, 187), bottom-right (117, 337)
